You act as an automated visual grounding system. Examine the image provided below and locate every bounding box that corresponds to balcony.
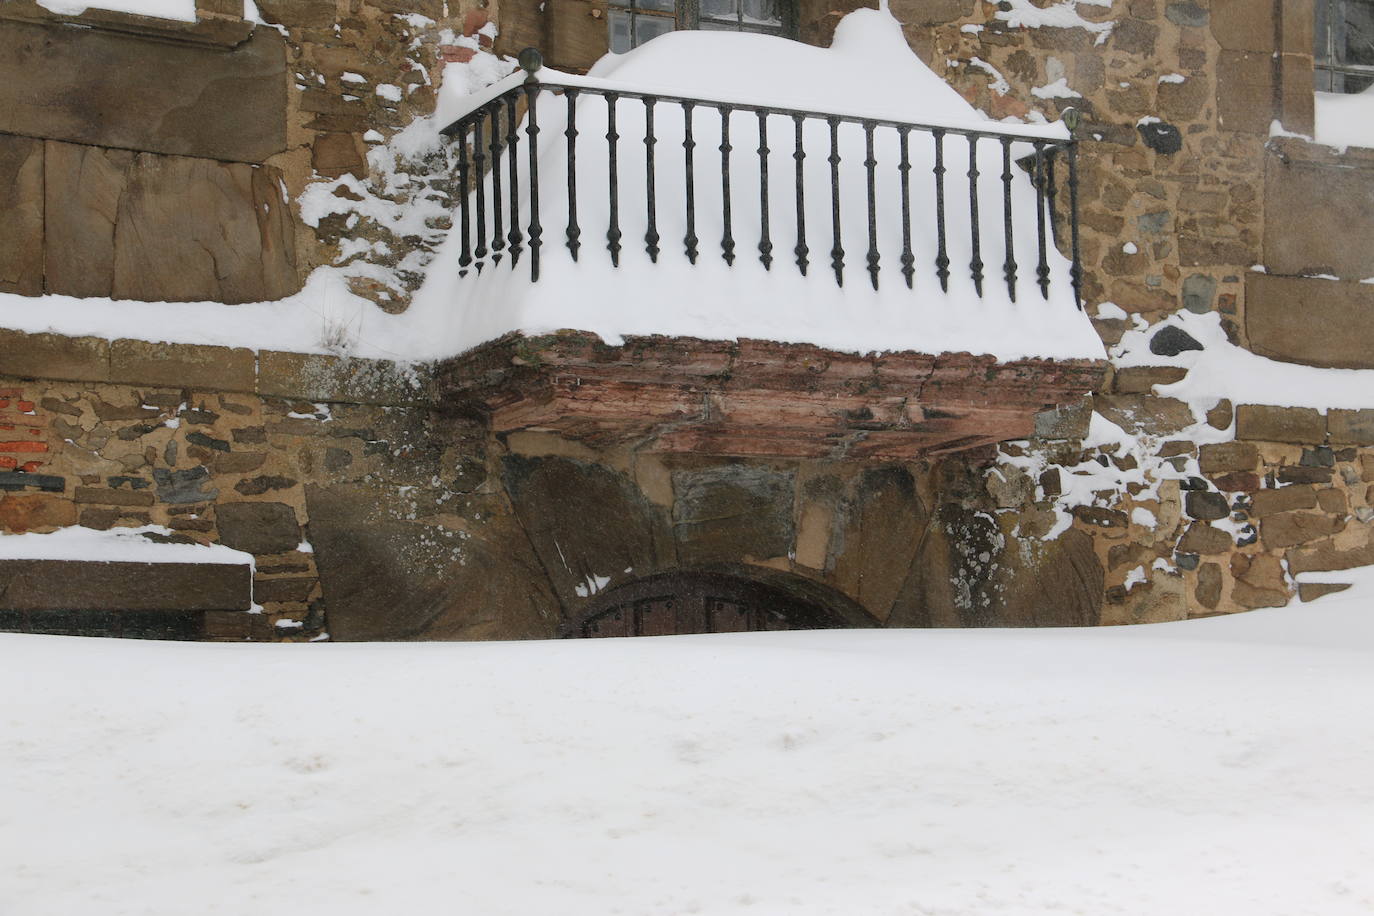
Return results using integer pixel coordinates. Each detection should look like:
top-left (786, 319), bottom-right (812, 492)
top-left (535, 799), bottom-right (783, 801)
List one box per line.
top-left (432, 18), bottom-right (1105, 457)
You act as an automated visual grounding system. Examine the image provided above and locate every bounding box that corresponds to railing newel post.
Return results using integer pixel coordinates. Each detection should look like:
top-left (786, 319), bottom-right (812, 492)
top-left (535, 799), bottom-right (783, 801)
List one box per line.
top-left (720, 105), bottom-right (736, 266)
top-left (506, 93), bottom-right (523, 268)
top-left (863, 120), bottom-right (880, 291)
top-left (897, 126), bottom-right (914, 290)
top-left (525, 84), bottom-right (543, 282)
top-left (967, 133), bottom-right (983, 298)
top-left (606, 91), bottom-right (622, 267)
top-left (1067, 138), bottom-right (1083, 311)
top-left (457, 118), bottom-right (472, 277)
top-left (644, 97), bottom-right (660, 263)
top-left (1033, 140), bottom-right (1050, 300)
top-left (473, 112), bottom-right (488, 271)
top-left (1000, 136), bottom-right (1017, 303)
top-left (683, 100), bottom-right (699, 264)
top-left (827, 115), bottom-right (844, 287)
top-left (932, 128), bottom-right (950, 293)
top-left (565, 88), bottom-right (581, 261)
top-left (757, 109), bottom-right (773, 270)
top-left (489, 102), bottom-right (505, 265)
top-left (792, 114), bottom-right (809, 276)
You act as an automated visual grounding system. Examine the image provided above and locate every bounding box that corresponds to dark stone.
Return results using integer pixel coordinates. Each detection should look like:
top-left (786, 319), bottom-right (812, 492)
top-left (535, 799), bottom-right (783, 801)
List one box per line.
top-left (1175, 552), bottom-right (1201, 571)
top-left (1278, 465), bottom-right (1333, 485)
top-left (830, 467), bottom-right (928, 620)
top-left (1137, 210), bottom-right (1171, 235)
top-left (116, 423), bottom-right (162, 441)
top-left (107, 476), bottom-right (151, 490)
top-left (232, 427), bottom-right (267, 444)
top-left (186, 432), bottom-right (231, 453)
top-left (1182, 274), bottom-right (1216, 313)
top-left (153, 467), bottom-right (217, 505)
top-left (1195, 562), bottom-right (1222, 609)
top-left (1150, 325), bottom-right (1204, 357)
top-left (1165, 1), bottom-right (1208, 27)
top-left (0, 471), bottom-right (64, 493)
top-left (1185, 490), bottom-right (1230, 520)
top-left (1073, 505), bottom-right (1130, 529)
top-left (252, 577), bottom-right (316, 603)
top-left (1138, 121), bottom-right (1184, 154)
top-left (234, 475), bottom-right (298, 496)
top-left (214, 502), bottom-right (300, 555)
top-left (182, 409), bottom-right (220, 425)
top-left (324, 447), bottom-right (355, 472)
top-left (1300, 446), bottom-right (1335, 468)
top-left (450, 456), bottom-right (486, 492)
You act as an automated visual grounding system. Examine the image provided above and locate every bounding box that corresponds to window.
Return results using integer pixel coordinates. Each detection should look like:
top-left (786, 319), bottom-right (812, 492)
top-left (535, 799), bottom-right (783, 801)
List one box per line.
top-left (609, 0), bottom-right (794, 53)
top-left (1315, 0), bottom-right (1374, 93)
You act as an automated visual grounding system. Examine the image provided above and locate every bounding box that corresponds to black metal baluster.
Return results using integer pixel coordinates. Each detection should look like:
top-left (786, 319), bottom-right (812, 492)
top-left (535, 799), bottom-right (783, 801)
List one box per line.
top-left (1045, 147), bottom-right (1060, 248)
top-left (565, 89), bottom-right (581, 261)
top-left (719, 106), bottom-right (735, 266)
top-left (1067, 139), bottom-right (1083, 310)
top-left (792, 114), bottom-right (808, 276)
top-left (457, 119), bottom-right (472, 277)
top-left (897, 126), bottom-right (914, 289)
top-left (863, 121), bottom-right (879, 290)
top-left (506, 94), bottom-right (523, 266)
top-left (828, 116), bottom-right (844, 287)
top-left (525, 85), bottom-right (543, 282)
top-left (932, 129), bottom-right (949, 292)
top-left (757, 110), bottom-right (772, 270)
top-left (1033, 141), bottom-right (1049, 300)
top-left (1000, 136), bottom-right (1017, 302)
top-left (967, 134), bottom-right (983, 297)
top-left (606, 92), bottom-right (622, 266)
top-left (683, 101), bottom-right (698, 264)
top-left (489, 103), bottom-right (505, 265)
top-left (473, 113), bottom-right (488, 269)
top-left (644, 97), bottom-right (660, 263)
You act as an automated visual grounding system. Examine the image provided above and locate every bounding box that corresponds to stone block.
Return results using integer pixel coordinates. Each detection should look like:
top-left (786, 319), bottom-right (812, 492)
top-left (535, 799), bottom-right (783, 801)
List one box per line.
top-left (1033, 397), bottom-right (1093, 439)
top-left (1329, 410), bottom-right (1374, 446)
top-left (1263, 154), bottom-right (1374, 280)
top-left (1178, 522), bottom-right (1232, 555)
top-left (0, 134), bottom-right (44, 296)
top-left (1246, 274), bottom-right (1374, 370)
top-left (1250, 484), bottom-right (1317, 516)
top-left (0, 493), bottom-right (77, 532)
top-left (0, 21), bottom-right (286, 163)
top-left (110, 340), bottom-right (256, 392)
top-left (1194, 561), bottom-right (1222, 609)
top-left (311, 132), bottom-right (366, 180)
top-left (1198, 441), bottom-right (1258, 474)
top-left (257, 351), bottom-right (422, 405)
top-left (1112, 366), bottom-right (1187, 394)
top-left (673, 464), bottom-right (796, 564)
top-left (885, 0), bottom-right (972, 25)
top-left (1210, 0), bottom-right (1273, 51)
top-left (1235, 404), bottom-right (1326, 444)
top-left (1157, 76), bottom-right (1209, 122)
top-left (253, 0), bottom-right (335, 27)
top-left (110, 156), bottom-right (299, 304)
top-left (0, 330), bottom-right (109, 383)
top-left (1216, 50), bottom-right (1274, 134)
top-left (1094, 394), bottom-right (1196, 436)
top-left (0, 559), bottom-right (250, 611)
top-left (1185, 490), bottom-right (1230, 521)
top-left (42, 142), bottom-right (130, 299)
top-left (1299, 581), bottom-right (1351, 603)
top-left (214, 501), bottom-right (301, 555)
top-left (1287, 532), bottom-right (1374, 574)
top-left (1260, 510), bottom-right (1345, 549)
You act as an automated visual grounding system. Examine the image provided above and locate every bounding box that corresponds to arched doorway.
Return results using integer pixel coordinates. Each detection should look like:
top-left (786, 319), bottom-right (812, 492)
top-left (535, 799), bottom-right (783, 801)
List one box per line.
top-left (564, 568), bottom-right (870, 638)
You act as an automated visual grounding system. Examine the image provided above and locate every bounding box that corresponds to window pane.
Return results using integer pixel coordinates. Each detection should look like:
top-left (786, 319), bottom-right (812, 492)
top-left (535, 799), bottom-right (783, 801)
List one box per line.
top-left (1338, 0), bottom-right (1374, 67)
top-left (635, 13), bottom-right (676, 44)
top-left (701, 0), bottom-right (738, 20)
top-left (609, 9), bottom-right (633, 52)
top-left (741, 0), bottom-right (780, 25)
top-left (638, 0), bottom-right (676, 13)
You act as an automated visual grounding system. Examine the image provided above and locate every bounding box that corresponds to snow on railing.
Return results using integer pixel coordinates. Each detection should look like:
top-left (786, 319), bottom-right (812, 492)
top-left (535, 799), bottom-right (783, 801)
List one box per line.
top-left (440, 48), bottom-right (1084, 308)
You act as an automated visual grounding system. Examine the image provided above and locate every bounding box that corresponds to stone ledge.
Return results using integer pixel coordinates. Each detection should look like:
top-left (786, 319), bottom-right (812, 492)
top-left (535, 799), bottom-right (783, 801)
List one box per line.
top-left (0, 328), bottom-right (420, 406)
top-left (435, 332), bottom-right (1108, 459)
top-left (0, 559), bottom-right (251, 612)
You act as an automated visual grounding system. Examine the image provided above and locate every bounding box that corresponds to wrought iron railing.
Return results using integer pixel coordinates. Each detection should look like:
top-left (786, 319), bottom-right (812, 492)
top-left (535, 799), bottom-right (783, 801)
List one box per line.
top-left (440, 49), bottom-right (1084, 308)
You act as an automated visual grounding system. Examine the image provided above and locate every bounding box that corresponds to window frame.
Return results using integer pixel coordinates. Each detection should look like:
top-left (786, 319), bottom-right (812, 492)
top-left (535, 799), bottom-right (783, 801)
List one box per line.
top-left (1315, 0), bottom-right (1374, 93)
top-left (608, 0), bottom-right (798, 54)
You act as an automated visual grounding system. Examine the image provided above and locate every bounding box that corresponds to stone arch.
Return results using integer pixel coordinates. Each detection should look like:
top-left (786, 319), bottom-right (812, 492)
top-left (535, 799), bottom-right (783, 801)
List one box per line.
top-left (564, 564), bottom-right (877, 638)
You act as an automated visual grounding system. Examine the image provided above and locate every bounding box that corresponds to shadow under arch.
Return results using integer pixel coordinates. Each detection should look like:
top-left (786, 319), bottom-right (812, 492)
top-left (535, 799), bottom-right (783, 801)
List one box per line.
top-left (563, 564), bottom-right (879, 638)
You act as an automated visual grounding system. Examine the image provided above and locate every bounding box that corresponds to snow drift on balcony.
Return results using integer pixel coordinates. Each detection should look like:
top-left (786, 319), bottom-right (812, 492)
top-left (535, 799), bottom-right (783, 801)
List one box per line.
top-left (422, 9), bottom-right (1105, 362)
top-left (35, 0), bottom-right (196, 21)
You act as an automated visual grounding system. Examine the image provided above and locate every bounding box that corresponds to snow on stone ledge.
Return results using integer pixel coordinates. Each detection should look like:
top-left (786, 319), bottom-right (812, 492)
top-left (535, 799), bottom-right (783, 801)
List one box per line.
top-left (35, 0), bottom-right (197, 21)
top-left (0, 525), bottom-right (253, 567)
top-left (425, 10), bottom-right (1103, 363)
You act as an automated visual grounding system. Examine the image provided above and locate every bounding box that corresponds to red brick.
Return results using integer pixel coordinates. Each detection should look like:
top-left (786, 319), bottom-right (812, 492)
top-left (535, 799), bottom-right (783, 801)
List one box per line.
top-left (462, 9), bottom-right (487, 36)
top-left (438, 45), bottom-right (475, 64)
top-left (19, 461), bottom-right (42, 472)
top-left (16, 401), bottom-right (34, 412)
top-left (0, 442), bottom-right (47, 452)
top-left (0, 457), bottom-right (15, 470)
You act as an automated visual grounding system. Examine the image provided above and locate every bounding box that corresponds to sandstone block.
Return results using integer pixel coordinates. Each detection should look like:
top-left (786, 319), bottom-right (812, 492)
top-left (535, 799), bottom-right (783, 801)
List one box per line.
top-left (1194, 561), bottom-right (1222, 609)
top-left (1246, 275), bottom-right (1374, 370)
top-left (1263, 155), bottom-right (1374, 280)
top-left (0, 330), bottom-right (109, 383)
top-left (1094, 394), bottom-right (1196, 436)
top-left (1217, 50), bottom-right (1274, 134)
top-left (1198, 441), bottom-right (1258, 474)
top-left (1235, 404), bottom-right (1326, 444)
top-left (0, 134), bottom-right (44, 296)
top-left (1287, 533), bottom-right (1374, 574)
top-left (0, 21), bottom-right (285, 163)
top-left (110, 340), bottom-right (256, 392)
top-left (0, 559), bottom-right (249, 611)
top-left (1185, 490), bottom-right (1230, 521)
top-left (1179, 522), bottom-right (1233, 555)
top-left (214, 502), bottom-right (301, 555)
top-left (1113, 366), bottom-right (1187, 394)
top-left (1260, 510), bottom-right (1345, 549)
top-left (1250, 484), bottom-right (1317, 516)
top-left (0, 494), bottom-right (77, 532)
top-left (1329, 410), bottom-right (1374, 446)
top-left (257, 351), bottom-right (422, 405)
top-left (1298, 582), bottom-right (1351, 603)
top-left (42, 142), bottom-right (130, 299)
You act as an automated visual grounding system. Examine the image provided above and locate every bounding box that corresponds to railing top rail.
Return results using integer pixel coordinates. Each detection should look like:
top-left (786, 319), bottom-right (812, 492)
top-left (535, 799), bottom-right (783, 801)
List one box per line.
top-left (438, 55), bottom-right (1075, 146)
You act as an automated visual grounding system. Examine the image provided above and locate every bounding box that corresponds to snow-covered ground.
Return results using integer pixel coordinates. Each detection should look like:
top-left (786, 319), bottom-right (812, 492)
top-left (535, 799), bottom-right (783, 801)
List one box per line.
top-left (3, 571), bottom-right (1373, 915)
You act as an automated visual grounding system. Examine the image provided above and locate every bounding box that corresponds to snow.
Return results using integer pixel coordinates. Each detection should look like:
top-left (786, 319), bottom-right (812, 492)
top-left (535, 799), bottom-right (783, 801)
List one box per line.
top-left (3, 572), bottom-right (1374, 914)
top-left (1113, 310), bottom-right (1374, 411)
top-left (35, 0), bottom-right (195, 20)
top-left (0, 525), bottom-right (252, 566)
top-left (994, 0), bottom-right (1115, 45)
top-left (1314, 86), bottom-right (1374, 152)
top-left (1030, 77), bottom-right (1081, 99)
